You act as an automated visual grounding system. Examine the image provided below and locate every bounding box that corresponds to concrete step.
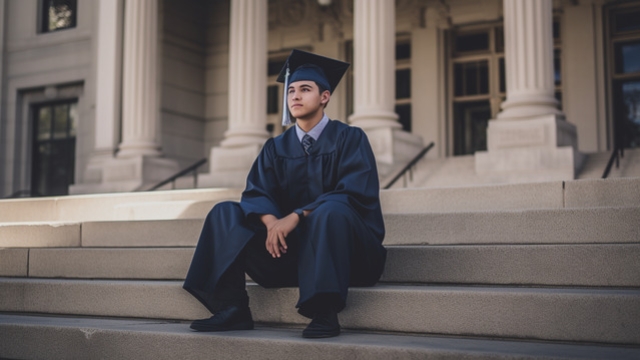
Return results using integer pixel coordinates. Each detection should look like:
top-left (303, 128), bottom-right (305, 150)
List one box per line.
top-left (381, 244), bottom-right (640, 287)
top-left (563, 177), bottom-right (640, 208)
top-left (577, 148), bottom-right (640, 180)
top-left (1, 178), bottom-right (638, 224)
top-left (384, 206), bottom-right (640, 245)
top-left (3, 206), bottom-right (638, 248)
top-left (1, 278), bottom-right (638, 345)
top-left (381, 180), bottom-right (564, 213)
top-left (0, 218), bottom-right (203, 248)
top-left (3, 314), bottom-right (639, 360)
top-left (0, 188), bottom-right (242, 223)
top-left (3, 244), bottom-right (639, 287)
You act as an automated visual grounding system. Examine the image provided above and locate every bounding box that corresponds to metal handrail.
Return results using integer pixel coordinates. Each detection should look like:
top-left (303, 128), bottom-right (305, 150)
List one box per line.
top-left (383, 142), bottom-right (435, 189)
top-left (602, 146), bottom-right (624, 179)
top-left (145, 158), bottom-right (207, 191)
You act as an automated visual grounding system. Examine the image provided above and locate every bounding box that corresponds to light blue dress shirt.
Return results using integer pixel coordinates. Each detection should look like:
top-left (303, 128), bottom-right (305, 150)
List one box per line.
top-left (295, 113), bottom-right (330, 143)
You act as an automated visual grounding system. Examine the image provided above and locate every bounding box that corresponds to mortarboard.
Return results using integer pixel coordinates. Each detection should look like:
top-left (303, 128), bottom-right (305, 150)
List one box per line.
top-left (277, 49), bottom-right (350, 126)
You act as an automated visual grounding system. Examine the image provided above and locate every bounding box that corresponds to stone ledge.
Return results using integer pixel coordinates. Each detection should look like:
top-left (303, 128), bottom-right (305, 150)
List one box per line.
top-left (0, 188), bottom-right (242, 223)
top-left (384, 206), bottom-right (640, 245)
top-left (3, 314), bottom-right (638, 360)
top-left (565, 178), bottom-right (640, 208)
top-left (1, 279), bottom-right (638, 345)
top-left (381, 243), bottom-right (640, 287)
top-left (81, 219), bottom-right (203, 247)
top-left (0, 248), bottom-right (28, 276)
top-left (28, 248), bottom-right (194, 279)
top-left (21, 244), bottom-right (640, 287)
top-left (381, 181), bottom-right (564, 213)
top-left (0, 223), bottom-right (81, 248)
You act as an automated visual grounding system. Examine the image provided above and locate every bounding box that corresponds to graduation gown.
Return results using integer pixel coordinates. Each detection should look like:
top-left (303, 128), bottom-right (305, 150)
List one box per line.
top-left (183, 119), bottom-right (386, 316)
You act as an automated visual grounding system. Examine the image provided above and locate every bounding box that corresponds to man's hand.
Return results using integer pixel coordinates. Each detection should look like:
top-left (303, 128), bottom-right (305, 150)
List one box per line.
top-left (261, 213), bottom-right (300, 258)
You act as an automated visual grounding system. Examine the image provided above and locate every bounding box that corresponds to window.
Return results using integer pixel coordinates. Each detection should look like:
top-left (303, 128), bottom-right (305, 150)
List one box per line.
top-left (395, 41), bottom-right (412, 132)
top-left (266, 56), bottom-right (288, 136)
top-left (267, 85), bottom-right (279, 115)
top-left (607, 5), bottom-right (640, 149)
top-left (40, 0), bottom-right (77, 33)
top-left (450, 21), bottom-right (562, 155)
top-left (454, 32), bottom-right (490, 54)
top-left (450, 27), bottom-right (500, 155)
top-left (454, 61), bottom-right (490, 97)
top-left (31, 100), bottom-right (78, 196)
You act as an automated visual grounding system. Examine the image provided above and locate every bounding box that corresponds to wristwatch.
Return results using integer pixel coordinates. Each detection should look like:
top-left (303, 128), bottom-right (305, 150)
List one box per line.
top-left (293, 208), bottom-right (304, 221)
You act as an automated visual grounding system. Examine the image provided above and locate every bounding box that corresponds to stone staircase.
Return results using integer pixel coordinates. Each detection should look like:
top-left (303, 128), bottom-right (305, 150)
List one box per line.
top-left (384, 148), bottom-right (640, 189)
top-left (1, 178), bottom-right (640, 359)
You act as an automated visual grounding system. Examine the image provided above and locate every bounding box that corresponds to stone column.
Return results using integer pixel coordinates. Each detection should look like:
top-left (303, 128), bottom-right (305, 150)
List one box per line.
top-left (94, 0), bottom-right (123, 157)
top-left (349, 0), bottom-right (400, 131)
top-left (475, 0), bottom-right (582, 183)
top-left (220, 0), bottom-right (269, 148)
top-left (118, 0), bottom-right (162, 157)
top-left (75, 0), bottom-right (178, 193)
top-left (348, 0), bottom-right (422, 176)
top-left (199, 0), bottom-right (269, 188)
top-left (70, 0), bottom-right (123, 194)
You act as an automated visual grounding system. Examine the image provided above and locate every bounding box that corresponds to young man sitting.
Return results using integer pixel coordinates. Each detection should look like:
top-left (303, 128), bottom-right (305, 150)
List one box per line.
top-left (183, 49), bottom-right (386, 338)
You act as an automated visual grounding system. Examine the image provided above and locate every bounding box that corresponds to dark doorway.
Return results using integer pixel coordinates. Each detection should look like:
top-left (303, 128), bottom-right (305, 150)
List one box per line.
top-left (31, 100), bottom-right (78, 196)
top-left (453, 100), bottom-right (491, 155)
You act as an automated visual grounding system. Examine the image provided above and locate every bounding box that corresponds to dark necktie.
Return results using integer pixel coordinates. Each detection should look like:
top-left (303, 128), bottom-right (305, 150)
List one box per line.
top-left (302, 134), bottom-right (315, 155)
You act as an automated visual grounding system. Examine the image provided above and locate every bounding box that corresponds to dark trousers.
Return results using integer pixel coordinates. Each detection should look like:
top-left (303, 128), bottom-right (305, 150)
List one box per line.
top-left (184, 201), bottom-right (380, 318)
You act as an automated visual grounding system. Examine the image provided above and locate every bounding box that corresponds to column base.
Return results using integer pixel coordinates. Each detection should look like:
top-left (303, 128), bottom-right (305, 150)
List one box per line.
top-left (76, 150), bottom-right (115, 185)
top-left (70, 155), bottom-right (180, 194)
top-left (474, 114), bottom-right (585, 183)
top-left (361, 127), bottom-right (424, 178)
top-left (197, 143), bottom-right (263, 188)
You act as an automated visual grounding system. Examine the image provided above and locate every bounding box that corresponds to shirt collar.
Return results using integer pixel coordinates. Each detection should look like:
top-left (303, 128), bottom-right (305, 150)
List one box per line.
top-left (295, 113), bottom-right (329, 142)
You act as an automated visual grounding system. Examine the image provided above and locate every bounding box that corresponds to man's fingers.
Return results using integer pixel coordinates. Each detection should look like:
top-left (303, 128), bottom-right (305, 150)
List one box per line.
top-left (265, 224), bottom-right (292, 258)
top-left (265, 233), bottom-right (276, 258)
top-left (278, 236), bottom-right (288, 254)
top-left (270, 232), bottom-right (281, 258)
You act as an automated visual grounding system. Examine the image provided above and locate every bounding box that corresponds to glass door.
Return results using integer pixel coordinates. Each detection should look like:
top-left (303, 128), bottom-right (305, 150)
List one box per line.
top-left (31, 101), bottom-right (78, 196)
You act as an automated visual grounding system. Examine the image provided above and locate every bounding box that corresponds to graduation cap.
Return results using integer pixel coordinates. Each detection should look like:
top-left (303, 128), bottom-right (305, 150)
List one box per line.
top-left (277, 49), bottom-right (350, 126)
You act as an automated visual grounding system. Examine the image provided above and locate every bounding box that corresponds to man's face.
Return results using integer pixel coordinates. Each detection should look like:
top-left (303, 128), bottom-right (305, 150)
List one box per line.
top-left (287, 80), bottom-right (330, 119)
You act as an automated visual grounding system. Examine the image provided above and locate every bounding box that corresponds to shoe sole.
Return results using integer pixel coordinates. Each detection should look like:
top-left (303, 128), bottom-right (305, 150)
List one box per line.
top-left (190, 321), bottom-right (254, 332)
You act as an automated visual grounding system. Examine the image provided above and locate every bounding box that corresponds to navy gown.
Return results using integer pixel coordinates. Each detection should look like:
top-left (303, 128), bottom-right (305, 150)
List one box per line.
top-left (183, 119), bottom-right (386, 318)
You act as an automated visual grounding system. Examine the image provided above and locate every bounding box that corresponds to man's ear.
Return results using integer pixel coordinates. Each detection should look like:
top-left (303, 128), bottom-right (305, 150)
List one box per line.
top-left (321, 90), bottom-right (331, 105)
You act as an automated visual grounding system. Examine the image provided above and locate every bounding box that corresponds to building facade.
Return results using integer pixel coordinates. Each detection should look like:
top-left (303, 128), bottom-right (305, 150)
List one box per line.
top-left (0, 0), bottom-right (638, 197)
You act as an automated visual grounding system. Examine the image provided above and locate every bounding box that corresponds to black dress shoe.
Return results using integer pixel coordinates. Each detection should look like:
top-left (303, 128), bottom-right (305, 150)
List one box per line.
top-left (302, 310), bottom-right (340, 338)
top-left (190, 305), bottom-right (254, 332)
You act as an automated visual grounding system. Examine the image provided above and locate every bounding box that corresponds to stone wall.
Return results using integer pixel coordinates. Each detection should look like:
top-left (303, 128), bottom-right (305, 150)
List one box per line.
top-left (0, 0), bottom-right (96, 196)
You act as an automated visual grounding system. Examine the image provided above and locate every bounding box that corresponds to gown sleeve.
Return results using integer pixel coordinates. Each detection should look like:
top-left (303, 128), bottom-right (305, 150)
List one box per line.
top-left (302, 127), bottom-right (381, 215)
top-left (239, 138), bottom-right (283, 219)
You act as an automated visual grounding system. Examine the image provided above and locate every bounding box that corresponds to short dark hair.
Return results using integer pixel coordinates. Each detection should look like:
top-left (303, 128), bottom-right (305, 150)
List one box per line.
top-left (315, 82), bottom-right (329, 94)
